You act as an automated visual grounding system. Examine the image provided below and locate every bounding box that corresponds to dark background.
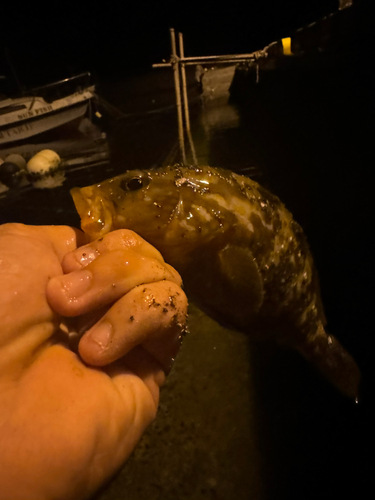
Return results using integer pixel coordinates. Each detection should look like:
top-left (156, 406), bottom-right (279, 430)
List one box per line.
top-left (1, 0), bottom-right (340, 88)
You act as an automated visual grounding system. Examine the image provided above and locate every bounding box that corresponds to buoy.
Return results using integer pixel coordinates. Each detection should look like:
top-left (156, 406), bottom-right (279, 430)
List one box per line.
top-left (0, 158), bottom-right (9, 193)
top-left (27, 149), bottom-right (61, 175)
top-left (0, 161), bottom-right (22, 189)
top-left (5, 153), bottom-right (27, 171)
top-left (26, 149), bottom-right (65, 189)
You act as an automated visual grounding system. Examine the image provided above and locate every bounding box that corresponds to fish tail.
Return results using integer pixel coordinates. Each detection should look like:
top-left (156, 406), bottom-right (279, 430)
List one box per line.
top-left (296, 323), bottom-right (361, 401)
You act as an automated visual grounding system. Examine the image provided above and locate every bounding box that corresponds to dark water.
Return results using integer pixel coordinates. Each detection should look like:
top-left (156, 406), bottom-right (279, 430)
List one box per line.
top-left (1, 50), bottom-right (374, 499)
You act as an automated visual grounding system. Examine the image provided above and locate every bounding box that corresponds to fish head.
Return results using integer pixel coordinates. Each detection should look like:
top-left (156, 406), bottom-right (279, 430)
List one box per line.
top-left (71, 165), bottom-right (229, 267)
top-left (71, 167), bottom-right (178, 239)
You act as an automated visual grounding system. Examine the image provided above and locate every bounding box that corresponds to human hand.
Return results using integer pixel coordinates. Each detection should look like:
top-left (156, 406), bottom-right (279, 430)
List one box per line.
top-left (0, 223), bottom-right (187, 500)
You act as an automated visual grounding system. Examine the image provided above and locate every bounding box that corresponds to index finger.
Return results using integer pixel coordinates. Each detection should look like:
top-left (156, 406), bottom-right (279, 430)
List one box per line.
top-left (62, 229), bottom-right (166, 273)
top-left (47, 247), bottom-right (181, 317)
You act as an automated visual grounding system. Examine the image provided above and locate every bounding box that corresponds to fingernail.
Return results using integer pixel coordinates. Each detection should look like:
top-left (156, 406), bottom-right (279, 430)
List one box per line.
top-left (88, 322), bottom-right (112, 349)
top-left (62, 270), bottom-right (92, 298)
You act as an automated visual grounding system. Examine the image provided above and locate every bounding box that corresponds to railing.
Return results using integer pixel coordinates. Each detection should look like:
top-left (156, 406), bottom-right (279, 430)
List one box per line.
top-left (26, 72), bottom-right (93, 103)
top-left (30, 72), bottom-right (92, 94)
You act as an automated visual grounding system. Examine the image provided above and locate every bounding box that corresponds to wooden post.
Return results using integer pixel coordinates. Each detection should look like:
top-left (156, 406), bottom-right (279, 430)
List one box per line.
top-left (170, 28), bottom-right (186, 163)
top-left (179, 32), bottom-right (198, 166)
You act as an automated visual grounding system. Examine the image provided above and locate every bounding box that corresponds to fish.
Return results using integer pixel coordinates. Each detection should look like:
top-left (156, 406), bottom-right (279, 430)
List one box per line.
top-left (71, 164), bottom-right (360, 399)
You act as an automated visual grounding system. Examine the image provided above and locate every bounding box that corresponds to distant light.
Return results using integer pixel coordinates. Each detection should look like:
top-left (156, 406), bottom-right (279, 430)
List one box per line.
top-left (339, 0), bottom-right (352, 10)
top-left (282, 38), bottom-right (292, 56)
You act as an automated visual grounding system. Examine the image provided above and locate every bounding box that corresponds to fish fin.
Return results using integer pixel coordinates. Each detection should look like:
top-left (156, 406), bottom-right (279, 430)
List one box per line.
top-left (184, 243), bottom-right (264, 330)
top-left (198, 244), bottom-right (264, 330)
top-left (296, 323), bottom-right (361, 401)
top-left (218, 244), bottom-right (264, 316)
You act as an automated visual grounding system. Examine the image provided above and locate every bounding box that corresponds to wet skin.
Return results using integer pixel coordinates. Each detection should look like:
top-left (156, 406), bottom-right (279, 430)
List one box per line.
top-left (0, 224), bottom-right (187, 500)
top-left (72, 165), bottom-right (361, 399)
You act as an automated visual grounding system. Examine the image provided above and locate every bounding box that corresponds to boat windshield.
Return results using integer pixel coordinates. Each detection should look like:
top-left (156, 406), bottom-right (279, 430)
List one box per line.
top-left (0, 103), bottom-right (27, 116)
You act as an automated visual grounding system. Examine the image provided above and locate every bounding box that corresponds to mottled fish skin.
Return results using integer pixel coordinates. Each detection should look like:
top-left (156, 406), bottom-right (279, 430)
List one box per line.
top-left (71, 165), bottom-right (360, 399)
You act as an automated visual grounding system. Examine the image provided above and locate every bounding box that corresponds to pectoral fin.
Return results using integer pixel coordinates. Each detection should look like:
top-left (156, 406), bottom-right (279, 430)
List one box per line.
top-left (218, 244), bottom-right (264, 316)
top-left (185, 243), bottom-right (264, 330)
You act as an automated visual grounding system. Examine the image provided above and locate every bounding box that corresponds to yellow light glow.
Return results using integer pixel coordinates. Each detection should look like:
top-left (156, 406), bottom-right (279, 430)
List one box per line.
top-left (282, 37), bottom-right (292, 56)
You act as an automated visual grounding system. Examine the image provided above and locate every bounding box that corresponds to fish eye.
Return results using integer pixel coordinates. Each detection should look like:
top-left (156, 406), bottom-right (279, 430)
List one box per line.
top-left (120, 177), bottom-right (144, 192)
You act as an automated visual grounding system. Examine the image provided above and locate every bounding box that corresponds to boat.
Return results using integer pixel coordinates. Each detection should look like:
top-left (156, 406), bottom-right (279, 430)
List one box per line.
top-left (0, 72), bottom-right (95, 146)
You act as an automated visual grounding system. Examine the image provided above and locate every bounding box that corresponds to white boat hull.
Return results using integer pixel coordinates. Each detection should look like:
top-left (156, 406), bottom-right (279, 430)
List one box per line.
top-left (0, 102), bottom-right (89, 145)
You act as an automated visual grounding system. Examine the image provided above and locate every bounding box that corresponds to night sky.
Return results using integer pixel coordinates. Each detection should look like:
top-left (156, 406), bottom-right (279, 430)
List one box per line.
top-left (1, 1), bottom-right (339, 88)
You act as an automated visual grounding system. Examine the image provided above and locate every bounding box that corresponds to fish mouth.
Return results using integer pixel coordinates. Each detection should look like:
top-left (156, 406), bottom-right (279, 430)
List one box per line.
top-left (71, 186), bottom-right (114, 241)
